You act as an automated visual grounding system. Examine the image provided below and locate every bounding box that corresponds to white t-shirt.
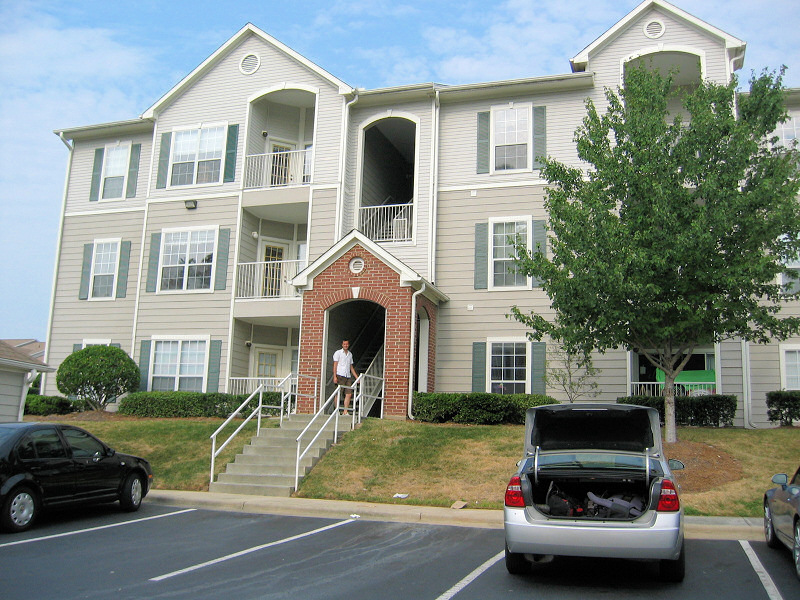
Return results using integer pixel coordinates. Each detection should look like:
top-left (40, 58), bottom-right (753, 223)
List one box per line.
top-left (333, 348), bottom-right (354, 377)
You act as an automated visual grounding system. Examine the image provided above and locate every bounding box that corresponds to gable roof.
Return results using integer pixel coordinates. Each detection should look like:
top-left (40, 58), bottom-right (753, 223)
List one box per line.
top-left (141, 23), bottom-right (353, 119)
top-left (292, 230), bottom-right (448, 303)
top-left (570, 0), bottom-right (746, 73)
top-left (0, 340), bottom-right (53, 373)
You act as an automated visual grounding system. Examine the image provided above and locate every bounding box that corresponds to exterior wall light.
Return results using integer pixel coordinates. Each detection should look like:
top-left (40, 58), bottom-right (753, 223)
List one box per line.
top-left (184, 200), bottom-right (198, 210)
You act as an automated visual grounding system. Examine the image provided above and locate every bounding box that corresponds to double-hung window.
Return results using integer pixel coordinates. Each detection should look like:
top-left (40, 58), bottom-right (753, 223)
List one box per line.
top-left (101, 144), bottom-right (131, 199)
top-left (159, 227), bottom-right (217, 291)
top-left (781, 344), bottom-right (800, 390)
top-left (490, 341), bottom-right (528, 394)
top-left (774, 112), bottom-right (799, 148)
top-left (490, 217), bottom-right (530, 289)
top-left (170, 124), bottom-right (226, 186)
top-left (492, 104), bottom-right (531, 172)
top-left (151, 338), bottom-right (208, 392)
top-left (89, 240), bottom-right (120, 299)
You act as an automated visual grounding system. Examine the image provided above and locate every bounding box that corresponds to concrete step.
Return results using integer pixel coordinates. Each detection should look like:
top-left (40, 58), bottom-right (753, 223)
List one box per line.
top-left (215, 472), bottom-right (296, 486)
top-left (231, 453), bottom-right (316, 468)
top-left (241, 445), bottom-right (328, 460)
top-left (209, 481), bottom-right (293, 497)
top-left (225, 462), bottom-right (312, 477)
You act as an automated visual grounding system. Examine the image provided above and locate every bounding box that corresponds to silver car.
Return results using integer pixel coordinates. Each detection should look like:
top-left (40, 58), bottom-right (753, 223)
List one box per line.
top-left (764, 465), bottom-right (800, 580)
top-left (504, 403), bottom-right (685, 581)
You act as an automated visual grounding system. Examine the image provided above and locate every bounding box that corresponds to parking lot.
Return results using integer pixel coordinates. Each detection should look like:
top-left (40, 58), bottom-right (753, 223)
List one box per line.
top-left (0, 503), bottom-right (798, 600)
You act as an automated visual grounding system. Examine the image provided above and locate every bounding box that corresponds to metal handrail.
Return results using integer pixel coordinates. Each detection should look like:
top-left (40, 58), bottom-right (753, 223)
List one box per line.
top-left (355, 373), bottom-right (384, 423)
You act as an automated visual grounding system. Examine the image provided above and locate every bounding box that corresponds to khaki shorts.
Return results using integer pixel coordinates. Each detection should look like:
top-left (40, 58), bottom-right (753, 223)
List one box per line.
top-left (336, 376), bottom-right (354, 391)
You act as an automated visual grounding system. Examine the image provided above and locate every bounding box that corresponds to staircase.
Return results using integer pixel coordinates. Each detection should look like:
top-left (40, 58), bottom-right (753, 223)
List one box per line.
top-left (209, 414), bottom-right (339, 497)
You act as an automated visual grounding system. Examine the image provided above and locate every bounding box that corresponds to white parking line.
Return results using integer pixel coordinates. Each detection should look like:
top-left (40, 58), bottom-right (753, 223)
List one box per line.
top-left (150, 518), bottom-right (356, 582)
top-left (0, 508), bottom-right (196, 548)
top-left (435, 550), bottom-right (505, 600)
top-left (740, 540), bottom-right (784, 600)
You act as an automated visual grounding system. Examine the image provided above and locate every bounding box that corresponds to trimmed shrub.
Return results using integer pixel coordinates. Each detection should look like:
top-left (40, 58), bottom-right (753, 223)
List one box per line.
top-left (766, 391), bottom-right (800, 426)
top-left (118, 391), bottom-right (282, 418)
top-left (56, 345), bottom-right (140, 410)
top-left (617, 395), bottom-right (736, 427)
top-left (413, 392), bottom-right (557, 425)
top-left (24, 394), bottom-right (75, 416)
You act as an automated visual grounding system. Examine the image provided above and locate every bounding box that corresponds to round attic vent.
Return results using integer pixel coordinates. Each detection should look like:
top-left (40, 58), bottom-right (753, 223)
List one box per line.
top-left (644, 19), bottom-right (665, 39)
top-left (349, 257), bottom-right (365, 274)
top-left (239, 53), bottom-right (261, 75)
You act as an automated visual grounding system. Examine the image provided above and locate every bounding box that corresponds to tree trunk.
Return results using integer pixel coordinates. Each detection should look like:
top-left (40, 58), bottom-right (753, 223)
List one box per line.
top-left (663, 374), bottom-right (677, 443)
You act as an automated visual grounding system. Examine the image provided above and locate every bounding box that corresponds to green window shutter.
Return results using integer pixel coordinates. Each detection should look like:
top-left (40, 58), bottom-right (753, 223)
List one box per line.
top-left (532, 106), bottom-right (547, 170)
top-left (223, 124), bottom-right (239, 183)
top-left (110, 343), bottom-right (121, 349)
top-left (73, 343), bottom-right (83, 353)
top-left (531, 220), bottom-right (547, 288)
top-left (146, 232), bottom-right (161, 292)
top-left (530, 342), bottom-right (547, 395)
top-left (79, 243), bottom-right (93, 299)
top-left (207, 340), bottom-right (223, 393)
top-left (472, 342), bottom-right (487, 392)
top-left (90, 148), bottom-right (104, 201)
top-left (476, 112), bottom-right (490, 174)
top-left (474, 222), bottom-right (488, 290)
top-left (126, 144), bottom-right (141, 198)
top-left (214, 228), bottom-right (230, 291)
top-left (139, 340), bottom-right (152, 391)
top-left (156, 132), bottom-right (172, 189)
top-left (116, 240), bottom-right (132, 298)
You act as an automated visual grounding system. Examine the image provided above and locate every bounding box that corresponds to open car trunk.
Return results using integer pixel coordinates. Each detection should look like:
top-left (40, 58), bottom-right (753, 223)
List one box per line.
top-left (521, 404), bottom-right (665, 521)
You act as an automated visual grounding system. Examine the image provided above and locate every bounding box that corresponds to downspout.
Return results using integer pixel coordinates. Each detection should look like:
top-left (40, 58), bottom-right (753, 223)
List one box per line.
top-left (408, 282), bottom-right (426, 419)
top-left (741, 339), bottom-right (756, 429)
top-left (336, 90), bottom-right (359, 240)
top-left (17, 369), bottom-right (39, 422)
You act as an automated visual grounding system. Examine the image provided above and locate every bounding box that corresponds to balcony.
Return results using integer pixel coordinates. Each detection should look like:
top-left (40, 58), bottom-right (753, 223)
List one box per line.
top-left (244, 149), bottom-right (311, 190)
top-left (235, 259), bottom-right (304, 299)
top-left (629, 382), bottom-right (716, 397)
top-left (358, 202), bottom-right (413, 243)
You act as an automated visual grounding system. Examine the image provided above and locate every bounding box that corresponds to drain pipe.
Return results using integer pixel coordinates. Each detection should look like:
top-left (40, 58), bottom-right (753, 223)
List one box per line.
top-left (408, 282), bottom-right (426, 419)
top-left (741, 338), bottom-right (756, 429)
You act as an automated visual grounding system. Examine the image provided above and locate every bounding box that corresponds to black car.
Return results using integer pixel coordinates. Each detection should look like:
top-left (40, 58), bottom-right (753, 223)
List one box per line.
top-left (0, 422), bottom-right (153, 533)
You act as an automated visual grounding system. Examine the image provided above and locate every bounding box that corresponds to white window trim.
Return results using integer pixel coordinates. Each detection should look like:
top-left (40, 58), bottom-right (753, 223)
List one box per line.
top-left (156, 225), bottom-right (219, 294)
top-left (167, 122), bottom-right (228, 189)
top-left (148, 335), bottom-right (211, 393)
top-left (779, 343), bottom-right (800, 390)
top-left (486, 337), bottom-right (530, 394)
top-left (81, 339), bottom-right (111, 348)
top-left (488, 215), bottom-right (533, 291)
top-left (88, 238), bottom-right (121, 301)
top-left (100, 142), bottom-right (132, 201)
top-left (489, 102), bottom-right (533, 175)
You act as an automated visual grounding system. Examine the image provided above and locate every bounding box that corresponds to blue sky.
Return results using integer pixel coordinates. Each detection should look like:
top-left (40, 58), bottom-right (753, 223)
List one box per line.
top-left (1, 0), bottom-right (798, 341)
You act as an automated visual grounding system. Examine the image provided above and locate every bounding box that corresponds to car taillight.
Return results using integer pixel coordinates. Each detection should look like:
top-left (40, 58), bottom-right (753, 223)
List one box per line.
top-left (505, 476), bottom-right (525, 508)
top-left (657, 479), bottom-right (680, 512)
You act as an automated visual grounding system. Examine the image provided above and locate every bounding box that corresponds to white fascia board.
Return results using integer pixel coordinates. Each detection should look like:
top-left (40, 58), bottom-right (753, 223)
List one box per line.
top-left (0, 358), bottom-right (54, 373)
top-left (54, 118), bottom-right (154, 141)
top-left (142, 24), bottom-right (353, 119)
top-left (570, 0), bottom-right (746, 72)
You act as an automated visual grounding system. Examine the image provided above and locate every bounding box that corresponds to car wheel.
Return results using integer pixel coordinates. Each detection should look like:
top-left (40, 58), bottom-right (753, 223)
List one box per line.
top-left (793, 520), bottom-right (800, 582)
top-left (505, 543), bottom-right (531, 575)
top-left (764, 501), bottom-right (782, 549)
top-left (1, 486), bottom-right (38, 533)
top-left (659, 542), bottom-right (685, 583)
top-left (119, 473), bottom-right (143, 512)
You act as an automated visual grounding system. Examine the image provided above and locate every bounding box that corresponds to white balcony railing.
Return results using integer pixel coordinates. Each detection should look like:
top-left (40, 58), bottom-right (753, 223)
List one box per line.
top-left (629, 382), bottom-right (716, 397)
top-left (235, 259), bottom-right (304, 299)
top-left (358, 202), bottom-right (413, 242)
top-left (244, 149), bottom-right (311, 190)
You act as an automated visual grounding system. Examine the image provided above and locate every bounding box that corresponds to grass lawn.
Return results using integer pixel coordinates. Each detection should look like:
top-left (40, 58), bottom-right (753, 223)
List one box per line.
top-left (35, 415), bottom-right (799, 517)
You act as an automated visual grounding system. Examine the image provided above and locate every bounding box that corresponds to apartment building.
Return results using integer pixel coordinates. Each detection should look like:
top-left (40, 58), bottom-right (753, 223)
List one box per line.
top-left (44, 0), bottom-right (800, 425)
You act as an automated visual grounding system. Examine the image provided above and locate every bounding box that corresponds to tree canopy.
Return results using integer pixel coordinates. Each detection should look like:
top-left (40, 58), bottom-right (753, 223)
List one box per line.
top-left (511, 65), bottom-right (800, 441)
top-left (56, 345), bottom-right (140, 411)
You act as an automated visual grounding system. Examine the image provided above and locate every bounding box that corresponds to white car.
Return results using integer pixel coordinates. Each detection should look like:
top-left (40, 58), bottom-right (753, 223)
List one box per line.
top-left (504, 403), bottom-right (685, 582)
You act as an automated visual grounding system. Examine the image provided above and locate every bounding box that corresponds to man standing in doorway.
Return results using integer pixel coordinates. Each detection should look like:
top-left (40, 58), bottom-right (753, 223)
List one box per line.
top-left (333, 339), bottom-right (358, 416)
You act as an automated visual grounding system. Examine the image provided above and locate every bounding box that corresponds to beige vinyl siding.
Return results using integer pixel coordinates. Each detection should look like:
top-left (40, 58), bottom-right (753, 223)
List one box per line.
top-left (239, 211), bottom-right (261, 264)
top-left (230, 319), bottom-right (252, 380)
top-left (65, 132), bottom-right (152, 213)
top-left (750, 342), bottom-right (784, 427)
top-left (151, 33), bottom-right (345, 199)
top-left (0, 370), bottom-right (24, 422)
top-left (44, 212), bottom-right (144, 395)
top-left (344, 100), bottom-right (433, 277)
top-left (716, 339), bottom-right (745, 425)
top-left (308, 187), bottom-right (337, 261)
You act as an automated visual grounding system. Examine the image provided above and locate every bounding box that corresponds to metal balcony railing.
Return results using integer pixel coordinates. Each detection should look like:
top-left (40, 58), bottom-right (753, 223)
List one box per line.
top-left (235, 259), bottom-right (304, 299)
top-left (244, 149), bottom-right (311, 190)
top-left (358, 202), bottom-right (413, 242)
top-left (629, 381), bottom-right (716, 397)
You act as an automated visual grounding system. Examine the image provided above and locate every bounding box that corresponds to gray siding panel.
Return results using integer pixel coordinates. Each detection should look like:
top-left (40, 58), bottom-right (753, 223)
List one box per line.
top-left (0, 370), bottom-right (24, 423)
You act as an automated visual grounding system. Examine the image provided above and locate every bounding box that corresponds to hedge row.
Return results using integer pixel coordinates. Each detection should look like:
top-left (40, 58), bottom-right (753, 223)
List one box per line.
top-left (118, 391), bottom-right (282, 418)
top-left (412, 392), bottom-right (558, 425)
top-left (765, 391), bottom-right (800, 426)
top-left (617, 395), bottom-right (736, 427)
top-left (24, 394), bottom-right (76, 416)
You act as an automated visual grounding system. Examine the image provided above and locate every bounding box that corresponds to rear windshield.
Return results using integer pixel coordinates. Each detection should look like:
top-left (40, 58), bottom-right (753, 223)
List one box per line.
top-left (532, 408), bottom-right (654, 452)
top-left (533, 453), bottom-right (664, 476)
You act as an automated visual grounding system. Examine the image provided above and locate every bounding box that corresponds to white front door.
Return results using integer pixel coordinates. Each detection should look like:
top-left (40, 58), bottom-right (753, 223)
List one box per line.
top-left (261, 241), bottom-right (289, 297)
top-left (269, 142), bottom-right (295, 186)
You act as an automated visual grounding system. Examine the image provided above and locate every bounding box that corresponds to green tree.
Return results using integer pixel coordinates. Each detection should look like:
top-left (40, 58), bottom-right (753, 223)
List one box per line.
top-left (56, 346), bottom-right (140, 411)
top-left (545, 347), bottom-right (600, 404)
top-left (511, 65), bottom-right (800, 442)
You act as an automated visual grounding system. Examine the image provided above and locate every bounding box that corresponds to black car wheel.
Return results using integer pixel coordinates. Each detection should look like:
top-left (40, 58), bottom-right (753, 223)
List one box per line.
top-left (1, 486), bottom-right (38, 533)
top-left (505, 543), bottom-right (531, 575)
top-left (793, 520), bottom-right (800, 582)
top-left (764, 501), bottom-right (782, 549)
top-left (119, 473), bottom-right (143, 512)
top-left (659, 542), bottom-right (686, 583)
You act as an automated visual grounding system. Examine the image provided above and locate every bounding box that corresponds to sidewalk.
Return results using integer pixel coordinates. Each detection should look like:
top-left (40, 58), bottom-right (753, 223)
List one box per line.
top-left (146, 490), bottom-right (763, 540)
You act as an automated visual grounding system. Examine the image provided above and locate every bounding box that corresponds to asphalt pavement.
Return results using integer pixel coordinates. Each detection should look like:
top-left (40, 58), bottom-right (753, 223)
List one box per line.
top-left (145, 489), bottom-right (763, 540)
